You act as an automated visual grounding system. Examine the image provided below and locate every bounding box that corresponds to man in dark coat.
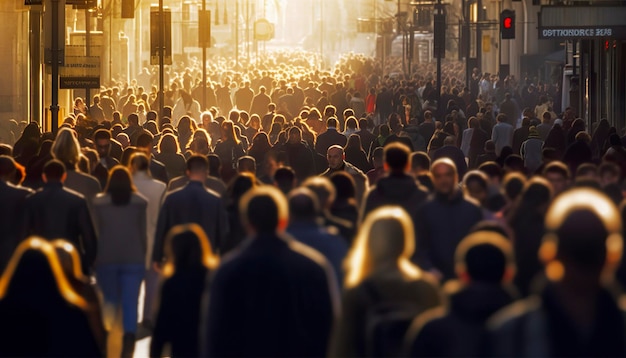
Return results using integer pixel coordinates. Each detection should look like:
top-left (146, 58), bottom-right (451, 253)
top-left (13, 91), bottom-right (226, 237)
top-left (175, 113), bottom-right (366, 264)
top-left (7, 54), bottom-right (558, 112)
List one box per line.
top-left (315, 117), bottom-right (347, 155)
top-left (432, 136), bottom-right (469, 179)
top-left (0, 156), bottom-right (33, 272)
top-left (136, 131), bottom-right (169, 184)
top-left (92, 129), bottom-right (120, 189)
top-left (415, 159), bottom-right (483, 281)
top-left (355, 118), bottom-right (376, 157)
top-left (203, 186), bottom-right (339, 357)
top-left (282, 127), bottom-right (316, 183)
top-left (22, 160), bottom-right (97, 273)
top-left (499, 93), bottom-right (520, 127)
top-left (511, 117), bottom-right (531, 155)
top-left (362, 142), bottom-right (428, 226)
top-left (249, 86), bottom-right (271, 117)
top-left (234, 81), bottom-right (254, 113)
top-left (153, 155), bottom-right (228, 262)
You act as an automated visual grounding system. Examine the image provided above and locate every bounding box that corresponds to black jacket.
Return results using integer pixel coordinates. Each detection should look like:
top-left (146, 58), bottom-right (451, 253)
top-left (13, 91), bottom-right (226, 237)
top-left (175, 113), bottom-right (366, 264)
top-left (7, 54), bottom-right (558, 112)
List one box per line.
top-left (23, 182), bottom-right (97, 273)
top-left (203, 233), bottom-right (338, 357)
top-left (409, 282), bottom-right (516, 357)
top-left (362, 173), bottom-right (428, 223)
top-left (153, 181), bottom-right (228, 261)
top-left (315, 128), bottom-right (347, 155)
top-left (282, 141), bottom-right (316, 183)
top-left (151, 267), bottom-right (209, 357)
top-left (0, 181), bottom-right (32, 272)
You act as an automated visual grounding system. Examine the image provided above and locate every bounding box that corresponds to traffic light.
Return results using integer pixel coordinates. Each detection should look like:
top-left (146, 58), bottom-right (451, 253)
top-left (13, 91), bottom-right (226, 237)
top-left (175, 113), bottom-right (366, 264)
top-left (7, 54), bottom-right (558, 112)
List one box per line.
top-left (500, 9), bottom-right (515, 39)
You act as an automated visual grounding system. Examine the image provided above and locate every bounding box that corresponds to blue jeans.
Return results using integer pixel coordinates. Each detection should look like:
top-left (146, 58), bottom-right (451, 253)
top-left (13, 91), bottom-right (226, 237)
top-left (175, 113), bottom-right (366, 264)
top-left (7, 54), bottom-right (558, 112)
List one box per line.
top-left (96, 264), bottom-right (145, 333)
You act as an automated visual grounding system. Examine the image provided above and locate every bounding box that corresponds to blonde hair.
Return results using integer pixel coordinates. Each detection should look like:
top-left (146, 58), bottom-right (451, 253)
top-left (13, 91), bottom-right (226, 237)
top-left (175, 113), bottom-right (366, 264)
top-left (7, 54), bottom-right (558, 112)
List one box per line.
top-left (51, 127), bottom-right (81, 168)
top-left (344, 206), bottom-right (421, 288)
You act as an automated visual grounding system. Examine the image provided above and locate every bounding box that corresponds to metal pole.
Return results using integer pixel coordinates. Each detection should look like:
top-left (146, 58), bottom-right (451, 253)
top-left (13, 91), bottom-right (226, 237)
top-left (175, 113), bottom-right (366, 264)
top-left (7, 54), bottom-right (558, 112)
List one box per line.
top-left (202, 0), bottom-right (207, 111)
top-left (159, 0), bottom-right (164, 116)
top-left (85, 7), bottom-right (91, 108)
top-left (51, 0), bottom-right (60, 133)
top-left (435, 0), bottom-right (442, 110)
top-left (235, 0), bottom-right (239, 68)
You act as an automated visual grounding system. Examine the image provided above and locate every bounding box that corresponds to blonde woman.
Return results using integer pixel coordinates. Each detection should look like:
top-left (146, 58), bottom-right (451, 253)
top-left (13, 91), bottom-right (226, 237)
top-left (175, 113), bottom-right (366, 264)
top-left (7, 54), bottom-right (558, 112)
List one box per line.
top-left (331, 206), bottom-right (443, 357)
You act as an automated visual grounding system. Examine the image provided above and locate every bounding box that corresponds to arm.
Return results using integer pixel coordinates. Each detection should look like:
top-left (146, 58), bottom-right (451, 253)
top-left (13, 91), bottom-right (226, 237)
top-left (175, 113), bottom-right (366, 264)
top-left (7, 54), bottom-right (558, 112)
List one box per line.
top-left (152, 197), bottom-right (170, 264)
top-left (78, 199), bottom-right (98, 272)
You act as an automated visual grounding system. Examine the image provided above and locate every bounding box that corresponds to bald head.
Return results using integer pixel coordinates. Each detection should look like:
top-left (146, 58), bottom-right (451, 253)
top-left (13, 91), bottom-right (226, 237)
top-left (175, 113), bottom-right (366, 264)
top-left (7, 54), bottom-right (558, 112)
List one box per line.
top-left (327, 145), bottom-right (345, 170)
top-left (432, 158), bottom-right (459, 196)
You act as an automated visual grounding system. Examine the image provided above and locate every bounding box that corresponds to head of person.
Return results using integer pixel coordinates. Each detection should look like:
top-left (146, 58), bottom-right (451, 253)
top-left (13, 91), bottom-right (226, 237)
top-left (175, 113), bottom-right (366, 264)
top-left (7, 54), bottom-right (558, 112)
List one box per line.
top-left (185, 154), bottom-right (209, 181)
top-left (371, 146), bottom-right (384, 170)
top-left (509, 177), bottom-right (553, 225)
top-left (330, 171), bottom-right (356, 202)
top-left (543, 161), bottom-right (571, 196)
top-left (327, 117), bottom-right (339, 130)
top-left (136, 131), bottom-right (155, 156)
top-left (240, 186), bottom-right (289, 235)
top-left (410, 151), bottom-right (431, 175)
top-left (431, 158), bottom-right (459, 196)
top-left (384, 142), bottom-right (411, 175)
top-left (158, 133), bottom-right (181, 154)
top-left (455, 231), bottom-right (515, 284)
top-left (302, 176), bottom-right (336, 211)
top-left (51, 240), bottom-right (87, 285)
top-left (104, 165), bottom-right (136, 206)
top-left (93, 129), bottom-right (112, 159)
top-left (220, 120), bottom-right (240, 144)
top-left (463, 170), bottom-right (489, 206)
top-left (288, 126), bottom-right (302, 145)
top-left (227, 172), bottom-right (256, 206)
top-left (327, 145), bottom-right (345, 170)
top-left (496, 114), bottom-right (508, 124)
top-left (288, 188), bottom-right (321, 222)
top-left (0, 238), bottom-right (89, 310)
top-left (540, 188), bottom-right (622, 287)
top-left (345, 134), bottom-right (363, 152)
top-left (162, 223), bottom-right (219, 277)
top-left (599, 162), bottom-right (621, 187)
top-left (129, 152), bottom-right (150, 175)
top-left (51, 128), bottom-right (81, 169)
top-left (345, 206), bottom-right (422, 288)
top-left (0, 155), bottom-right (17, 182)
top-left (274, 166), bottom-right (296, 195)
top-left (128, 113), bottom-right (139, 127)
top-left (502, 172), bottom-right (526, 204)
top-left (207, 153), bottom-right (222, 177)
top-left (237, 156), bottom-right (256, 174)
top-left (42, 159), bottom-right (66, 183)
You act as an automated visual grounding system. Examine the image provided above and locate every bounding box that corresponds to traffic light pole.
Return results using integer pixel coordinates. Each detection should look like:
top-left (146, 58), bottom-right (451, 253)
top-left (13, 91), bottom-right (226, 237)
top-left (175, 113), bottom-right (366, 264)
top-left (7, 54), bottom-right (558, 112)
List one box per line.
top-left (158, 0), bottom-right (164, 117)
top-left (50, 0), bottom-right (60, 133)
top-left (202, 0), bottom-right (206, 111)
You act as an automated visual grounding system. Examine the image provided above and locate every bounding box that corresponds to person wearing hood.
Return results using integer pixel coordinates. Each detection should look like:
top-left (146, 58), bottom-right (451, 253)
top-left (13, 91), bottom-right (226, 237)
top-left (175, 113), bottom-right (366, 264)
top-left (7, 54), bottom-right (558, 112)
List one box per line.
top-left (407, 231), bottom-right (517, 357)
top-left (362, 143), bottom-right (429, 227)
top-left (521, 126), bottom-right (544, 174)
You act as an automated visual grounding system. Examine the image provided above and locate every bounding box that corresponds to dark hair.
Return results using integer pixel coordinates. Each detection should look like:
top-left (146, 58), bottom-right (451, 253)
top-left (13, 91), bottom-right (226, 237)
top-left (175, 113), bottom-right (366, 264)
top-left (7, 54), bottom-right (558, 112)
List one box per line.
top-left (327, 117), bottom-right (338, 128)
top-left (464, 242), bottom-right (508, 282)
top-left (288, 188), bottom-right (320, 221)
top-left (503, 155), bottom-right (525, 173)
top-left (158, 133), bottom-right (181, 154)
top-left (464, 171), bottom-right (488, 190)
top-left (136, 131), bottom-right (154, 148)
top-left (120, 146), bottom-right (138, 166)
top-left (93, 129), bottom-right (111, 141)
top-left (186, 155), bottom-right (209, 173)
top-left (227, 173), bottom-right (256, 207)
top-left (130, 152), bottom-right (150, 172)
top-left (274, 167), bottom-right (296, 194)
top-left (0, 155), bottom-right (16, 179)
top-left (543, 161), bottom-right (571, 180)
top-left (502, 173), bottom-right (526, 201)
top-left (43, 159), bottom-right (66, 181)
top-left (207, 154), bottom-right (222, 176)
top-left (241, 189), bottom-right (284, 233)
top-left (104, 165), bottom-right (135, 205)
top-left (576, 163), bottom-right (598, 178)
top-left (411, 151), bottom-right (431, 171)
top-left (330, 171), bottom-right (356, 200)
top-left (478, 161), bottom-right (503, 179)
top-left (237, 156), bottom-right (256, 173)
top-left (384, 142), bottom-right (410, 172)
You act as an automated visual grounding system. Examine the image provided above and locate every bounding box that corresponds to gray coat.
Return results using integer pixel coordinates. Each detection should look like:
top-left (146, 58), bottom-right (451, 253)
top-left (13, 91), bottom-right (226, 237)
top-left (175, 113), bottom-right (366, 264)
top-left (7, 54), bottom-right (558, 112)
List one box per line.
top-left (92, 192), bottom-right (147, 265)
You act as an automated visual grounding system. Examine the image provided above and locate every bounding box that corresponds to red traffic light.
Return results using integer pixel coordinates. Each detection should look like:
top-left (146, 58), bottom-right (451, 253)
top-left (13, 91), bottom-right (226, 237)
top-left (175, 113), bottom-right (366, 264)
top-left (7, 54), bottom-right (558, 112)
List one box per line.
top-left (503, 17), bottom-right (513, 29)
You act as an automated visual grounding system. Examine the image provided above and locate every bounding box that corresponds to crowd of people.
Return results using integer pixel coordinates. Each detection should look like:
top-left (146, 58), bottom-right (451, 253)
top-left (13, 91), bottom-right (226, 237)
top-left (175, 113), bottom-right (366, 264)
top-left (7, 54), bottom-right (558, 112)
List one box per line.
top-left (1, 51), bottom-right (626, 357)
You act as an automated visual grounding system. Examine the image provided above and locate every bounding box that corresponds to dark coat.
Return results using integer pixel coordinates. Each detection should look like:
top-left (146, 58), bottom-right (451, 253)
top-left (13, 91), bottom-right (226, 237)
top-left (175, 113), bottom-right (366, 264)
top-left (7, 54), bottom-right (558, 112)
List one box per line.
top-left (287, 220), bottom-right (348, 286)
top-left (92, 156), bottom-right (119, 189)
top-left (362, 173), bottom-right (429, 225)
top-left (151, 267), bottom-right (209, 358)
top-left (563, 140), bottom-right (593, 175)
top-left (315, 128), bottom-right (347, 155)
top-left (415, 191), bottom-right (483, 281)
top-left (155, 152), bottom-right (187, 180)
top-left (150, 158), bottom-right (170, 184)
top-left (23, 182), bottom-right (97, 273)
top-left (344, 147), bottom-right (372, 173)
top-left (167, 175), bottom-right (226, 197)
top-left (512, 125), bottom-right (530, 156)
top-left (153, 181), bottom-right (228, 261)
top-left (356, 129), bottom-right (377, 158)
top-left (409, 282), bottom-right (516, 357)
top-left (468, 128), bottom-right (490, 169)
top-left (0, 253), bottom-right (101, 357)
top-left (203, 233), bottom-right (338, 357)
top-left (282, 141), bottom-right (316, 183)
top-left (0, 181), bottom-right (32, 272)
top-left (432, 146), bottom-right (469, 179)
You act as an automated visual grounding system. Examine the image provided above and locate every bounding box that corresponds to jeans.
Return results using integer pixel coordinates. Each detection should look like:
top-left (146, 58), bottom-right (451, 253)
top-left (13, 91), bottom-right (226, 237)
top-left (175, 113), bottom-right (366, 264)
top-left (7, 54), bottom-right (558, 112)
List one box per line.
top-left (96, 264), bottom-right (145, 333)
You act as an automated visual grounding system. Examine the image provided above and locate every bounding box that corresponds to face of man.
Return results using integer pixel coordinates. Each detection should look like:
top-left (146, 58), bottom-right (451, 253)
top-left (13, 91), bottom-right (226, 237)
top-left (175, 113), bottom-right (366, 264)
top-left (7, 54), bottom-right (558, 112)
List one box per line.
top-left (327, 148), bottom-right (344, 170)
top-left (95, 138), bottom-right (111, 158)
top-left (545, 172), bottom-right (568, 195)
top-left (465, 181), bottom-right (487, 205)
top-left (432, 163), bottom-right (457, 196)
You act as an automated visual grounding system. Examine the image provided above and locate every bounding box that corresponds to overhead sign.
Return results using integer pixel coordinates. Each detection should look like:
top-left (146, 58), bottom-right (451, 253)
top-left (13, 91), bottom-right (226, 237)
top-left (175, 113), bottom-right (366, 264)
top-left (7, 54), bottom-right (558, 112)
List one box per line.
top-left (60, 56), bottom-right (100, 88)
top-left (539, 26), bottom-right (626, 39)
